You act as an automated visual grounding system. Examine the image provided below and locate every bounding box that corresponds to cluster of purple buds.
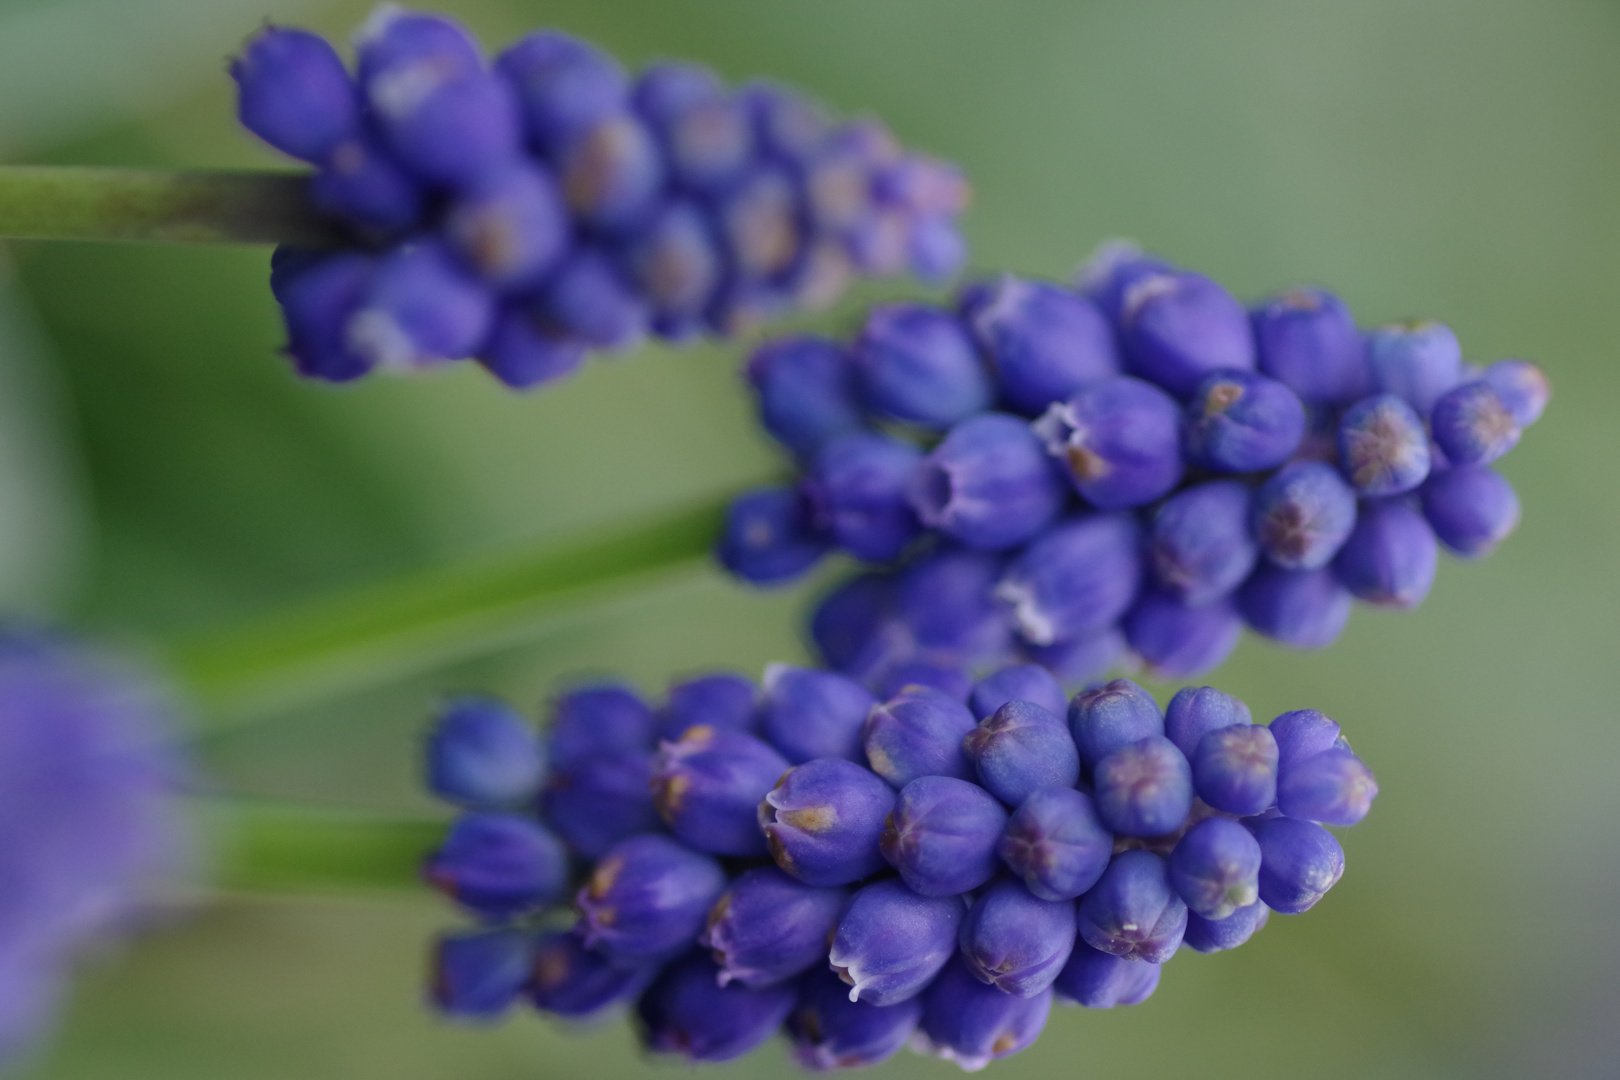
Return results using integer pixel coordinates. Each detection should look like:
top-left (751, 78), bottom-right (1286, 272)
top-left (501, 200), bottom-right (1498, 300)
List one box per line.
top-left (420, 661), bottom-right (1376, 1070)
top-left (719, 243), bottom-right (1550, 686)
top-left (234, 6), bottom-right (968, 388)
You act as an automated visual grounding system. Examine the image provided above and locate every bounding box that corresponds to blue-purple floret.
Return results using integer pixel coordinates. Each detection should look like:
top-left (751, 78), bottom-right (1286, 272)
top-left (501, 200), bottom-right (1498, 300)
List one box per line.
top-left (862, 685), bottom-right (978, 788)
top-left (432, 928), bottom-right (534, 1020)
top-left (963, 699), bottom-right (1080, 807)
top-left (425, 695), bottom-right (545, 809)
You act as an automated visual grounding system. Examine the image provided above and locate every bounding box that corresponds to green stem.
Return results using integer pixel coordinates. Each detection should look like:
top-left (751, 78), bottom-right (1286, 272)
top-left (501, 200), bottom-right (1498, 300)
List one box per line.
top-left (207, 798), bottom-right (443, 895)
top-left (0, 165), bottom-right (340, 246)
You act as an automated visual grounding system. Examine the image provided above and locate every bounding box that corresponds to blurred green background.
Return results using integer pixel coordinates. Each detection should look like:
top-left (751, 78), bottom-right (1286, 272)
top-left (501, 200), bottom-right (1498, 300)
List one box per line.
top-left (2, 0), bottom-right (1617, 1076)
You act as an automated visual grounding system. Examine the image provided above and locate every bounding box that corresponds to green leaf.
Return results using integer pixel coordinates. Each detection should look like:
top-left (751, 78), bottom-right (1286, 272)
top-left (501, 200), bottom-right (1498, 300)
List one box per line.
top-left (208, 798), bottom-right (443, 895)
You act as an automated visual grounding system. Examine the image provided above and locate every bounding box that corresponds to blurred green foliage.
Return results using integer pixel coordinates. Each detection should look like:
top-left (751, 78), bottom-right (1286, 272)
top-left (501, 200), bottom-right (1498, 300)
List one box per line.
top-left (3, 0), bottom-right (1619, 1078)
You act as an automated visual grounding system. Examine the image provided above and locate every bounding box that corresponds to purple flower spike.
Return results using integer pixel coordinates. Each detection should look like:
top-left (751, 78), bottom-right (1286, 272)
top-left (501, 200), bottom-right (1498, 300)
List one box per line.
top-left (745, 336), bottom-right (862, 460)
top-left (1124, 589), bottom-right (1243, 679)
top-left (1268, 709), bottom-right (1343, 768)
top-left (1167, 817), bottom-right (1262, 919)
top-left (852, 303), bottom-right (993, 428)
top-left (576, 835), bottom-right (727, 962)
top-left (233, 27), bottom-right (360, 164)
top-left (1277, 747), bottom-right (1378, 826)
top-left (272, 248), bottom-right (377, 382)
top-left (1182, 900), bottom-right (1269, 953)
top-left (548, 682), bottom-right (656, 768)
top-left (539, 753), bottom-right (658, 858)
top-left (1482, 359), bottom-right (1550, 427)
top-left (1092, 736), bottom-right (1194, 838)
top-left (1184, 370), bottom-right (1307, 473)
top-left (960, 275), bottom-right (1121, 415)
top-left (637, 952), bottom-right (798, 1063)
top-left (1251, 287), bottom-right (1369, 405)
top-left (1023, 626), bottom-right (1128, 688)
top-left (1192, 723), bottom-right (1279, 816)
top-left (1119, 270), bottom-right (1256, 397)
top-left (1076, 850), bottom-right (1188, 962)
top-left (761, 665), bottom-right (877, 764)
top-left (999, 787), bottom-right (1112, 901)
top-left (1035, 376), bottom-right (1185, 509)
top-left (915, 955), bottom-right (1053, 1070)
top-left (423, 813), bottom-right (567, 920)
top-left (1333, 499), bottom-right (1439, 609)
top-left (1149, 481), bottom-right (1259, 606)
top-left (760, 758), bottom-right (894, 887)
top-left (958, 878), bottom-right (1078, 997)
top-left (431, 928), bottom-right (533, 1021)
top-left (996, 513), bottom-right (1142, 647)
top-left (1431, 380), bottom-right (1522, 466)
top-left (1338, 394), bottom-right (1432, 496)
top-left (787, 968), bottom-right (922, 1070)
top-left (619, 200), bottom-right (722, 335)
top-left (828, 879), bottom-right (963, 1005)
top-left (651, 726), bottom-right (789, 856)
top-left (1365, 321), bottom-right (1464, 416)
top-left (1251, 461), bottom-right (1358, 570)
top-left (657, 672), bottom-right (757, 741)
top-left (862, 685), bottom-right (978, 788)
top-left (1053, 941), bottom-right (1161, 1008)
top-left (963, 700), bottom-right (1080, 807)
top-left (717, 485), bottom-right (830, 586)
top-left (1240, 565), bottom-right (1353, 649)
top-left (444, 164), bottom-right (569, 290)
top-left (478, 305), bottom-right (586, 389)
top-left (530, 931), bottom-right (659, 1018)
top-left (425, 695), bottom-right (544, 809)
top-left (910, 413), bottom-right (1067, 551)
top-left (348, 241), bottom-right (496, 369)
top-left (1067, 677), bottom-right (1163, 768)
top-left (495, 31), bottom-right (629, 155)
top-left (969, 663), bottom-right (1068, 722)
top-left (538, 248), bottom-right (647, 350)
top-left (557, 113), bottom-right (665, 232)
top-left (1163, 685), bottom-right (1252, 761)
top-left (806, 431), bottom-right (924, 563)
top-left (1252, 816), bottom-right (1345, 914)
top-left (1421, 466), bottom-right (1520, 557)
top-left (701, 867), bottom-right (847, 988)
top-left (880, 776), bottom-right (1009, 896)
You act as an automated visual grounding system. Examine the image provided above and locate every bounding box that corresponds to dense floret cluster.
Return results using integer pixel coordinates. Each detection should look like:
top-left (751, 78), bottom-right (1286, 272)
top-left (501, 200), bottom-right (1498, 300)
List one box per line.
top-left (718, 244), bottom-right (1550, 687)
top-left (234, 6), bottom-right (968, 387)
top-left (421, 663), bottom-right (1376, 1069)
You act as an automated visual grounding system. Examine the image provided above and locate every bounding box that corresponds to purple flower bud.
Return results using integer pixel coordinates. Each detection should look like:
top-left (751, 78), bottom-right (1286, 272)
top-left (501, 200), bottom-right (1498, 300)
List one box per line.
top-left (619, 200), bottom-right (723, 335)
top-left (787, 967), bottom-right (921, 1070)
top-left (1076, 850), bottom-right (1187, 962)
top-left (1482, 359), bottom-right (1550, 427)
top-left (1124, 590), bottom-right (1242, 679)
top-left (745, 81), bottom-right (831, 163)
top-left (1022, 626), bottom-right (1128, 687)
top-left (233, 27), bottom-right (360, 164)
top-left (1239, 565), bottom-right (1353, 649)
top-left (431, 927), bottom-right (532, 1021)
top-left (999, 787), bottom-right (1112, 901)
top-left (1119, 271), bottom-right (1256, 397)
top-left (539, 753), bottom-right (659, 858)
top-left (1366, 321), bottom-right (1464, 416)
top-left (880, 776), bottom-right (1008, 896)
top-left (1075, 241), bottom-right (1174, 322)
top-left (1430, 380), bottom-right (1521, 467)
top-left (964, 701), bottom-right (1080, 807)
top-left (444, 164), bottom-right (569, 290)
top-left (1251, 287), bottom-right (1369, 405)
top-left (1184, 370), bottom-right (1307, 472)
top-left (495, 32), bottom-right (628, 155)
top-left (354, 8), bottom-right (482, 80)
top-left (658, 672), bottom-right (757, 741)
top-left (530, 931), bottom-right (659, 1017)
top-left (548, 682), bottom-right (656, 768)
top-left (1182, 900), bottom-right (1269, 953)
top-left (852, 304), bottom-right (993, 428)
top-left (907, 214), bottom-right (967, 283)
top-left (637, 952), bottom-right (797, 1062)
top-left (347, 241), bottom-right (495, 369)
top-left (634, 63), bottom-right (755, 194)
top-left (425, 695), bottom-right (544, 808)
top-left (1421, 465), bottom-right (1520, 557)
top-left (1052, 941), bottom-right (1161, 1007)
top-left (1068, 677), bottom-right (1162, 767)
top-left (1338, 394), bottom-right (1432, 496)
top-left (805, 431), bottom-right (924, 563)
top-left (846, 206), bottom-right (910, 276)
top-left (1148, 481), bottom-right (1259, 606)
top-left (1192, 723), bottom-right (1279, 816)
top-left (803, 138), bottom-right (876, 234)
top-left (893, 547), bottom-right (1013, 664)
top-left (272, 248), bottom-right (376, 381)
top-left (915, 955), bottom-right (1052, 1070)
top-left (652, 726), bottom-right (789, 856)
top-left (1093, 736), bottom-right (1194, 838)
top-left (538, 247), bottom-right (647, 350)
top-left (365, 57), bottom-right (524, 189)
top-left (1251, 461), bottom-right (1358, 570)
top-left (960, 275), bottom-right (1121, 415)
top-left (911, 414), bottom-right (1067, 550)
top-left (717, 485), bottom-right (831, 585)
top-left (1163, 685), bottom-right (1252, 761)
top-left (557, 114), bottom-right (665, 232)
top-left (1252, 816), bottom-right (1344, 913)
top-left (828, 879), bottom-right (962, 1006)
top-left (745, 336), bottom-right (862, 460)
top-left (811, 572), bottom-right (895, 675)
top-left (1035, 376), bottom-right (1184, 509)
top-left (423, 813), bottom-right (567, 919)
top-left (1268, 709), bottom-right (1343, 768)
top-left (970, 663), bottom-right (1068, 722)
top-left (701, 867), bottom-right (846, 988)
top-left (310, 135), bottom-right (427, 236)
top-left (958, 878), bottom-right (1077, 997)
top-left (1333, 499), bottom-right (1438, 608)
top-left (760, 758), bottom-right (894, 886)
top-left (1167, 817), bottom-right (1262, 919)
top-left (875, 661), bottom-right (972, 703)
top-left (577, 835), bottom-right (727, 961)
top-left (1277, 747), bottom-right (1377, 826)
top-left (862, 685), bottom-right (978, 788)
top-left (713, 165), bottom-right (802, 281)
top-left (997, 513), bottom-right (1143, 646)
top-left (478, 305), bottom-right (586, 389)
top-left (761, 665), bottom-right (877, 764)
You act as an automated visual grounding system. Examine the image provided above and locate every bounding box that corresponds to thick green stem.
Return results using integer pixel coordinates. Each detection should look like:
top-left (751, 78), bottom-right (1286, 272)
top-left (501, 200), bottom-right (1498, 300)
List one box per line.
top-left (208, 798), bottom-right (443, 895)
top-left (0, 165), bottom-right (339, 246)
